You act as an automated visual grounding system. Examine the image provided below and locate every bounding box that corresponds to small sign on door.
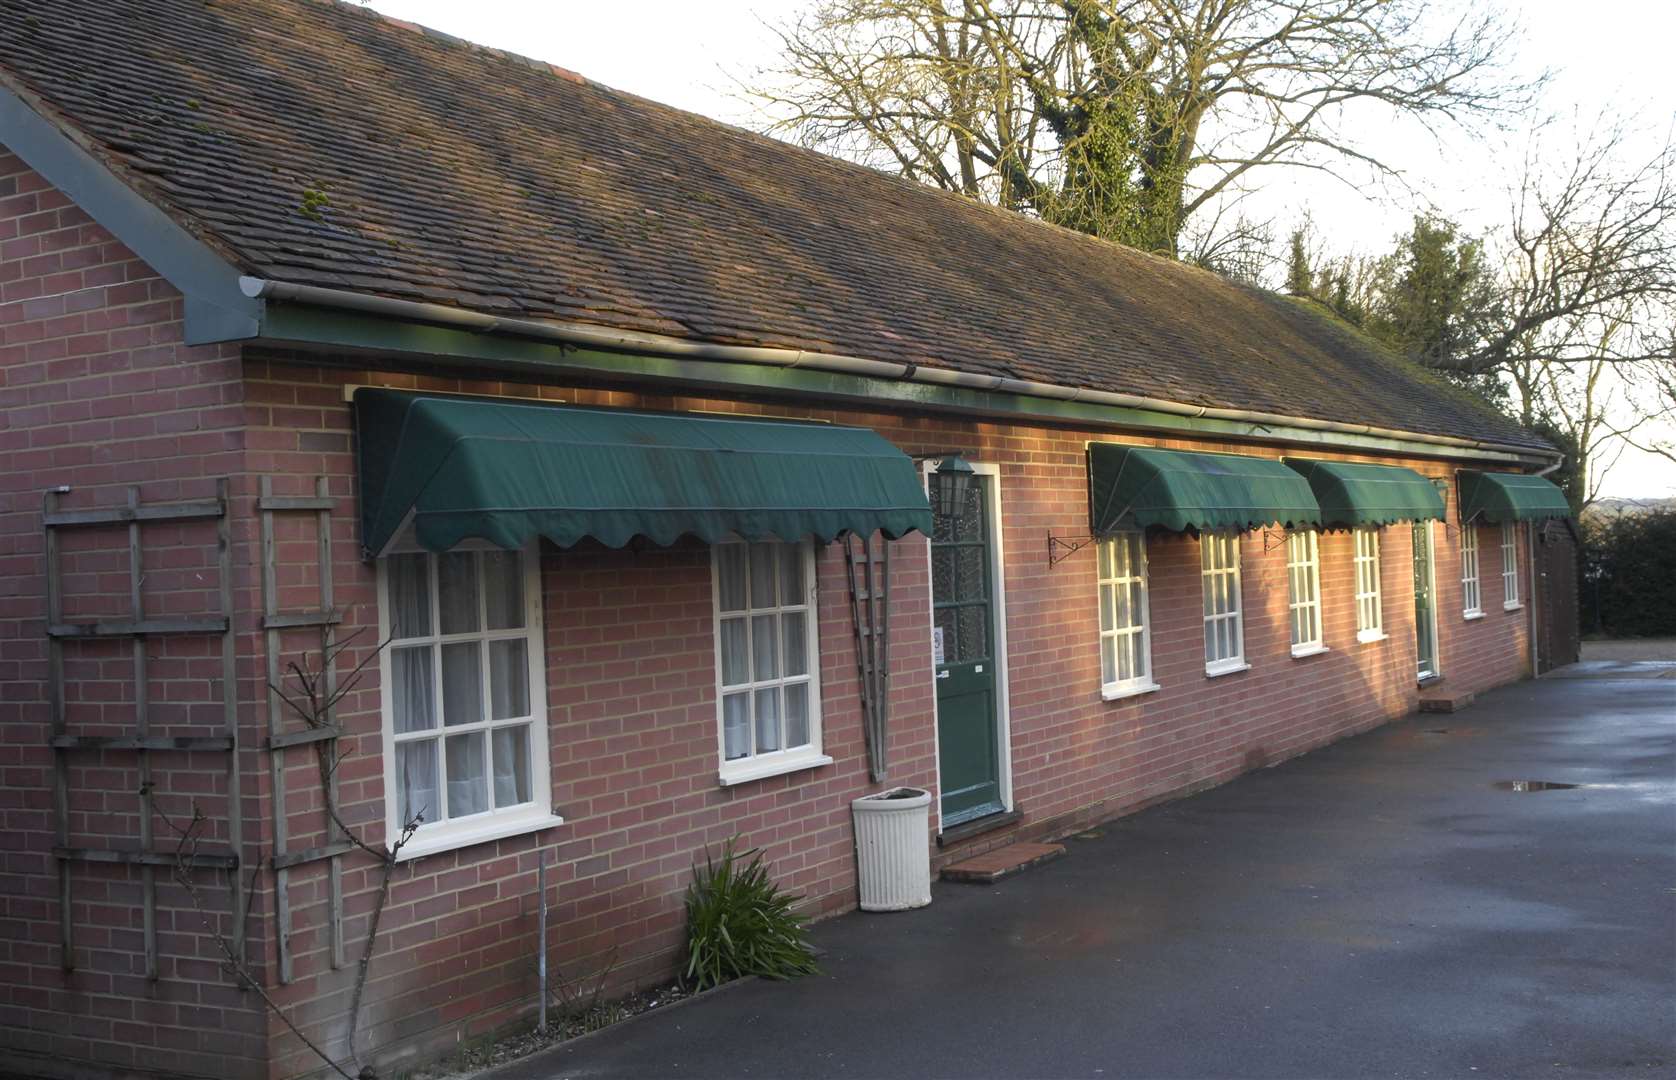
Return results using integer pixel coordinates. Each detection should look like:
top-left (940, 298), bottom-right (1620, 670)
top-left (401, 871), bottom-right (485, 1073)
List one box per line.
top-left (931, 625), bottom-right (945, 665)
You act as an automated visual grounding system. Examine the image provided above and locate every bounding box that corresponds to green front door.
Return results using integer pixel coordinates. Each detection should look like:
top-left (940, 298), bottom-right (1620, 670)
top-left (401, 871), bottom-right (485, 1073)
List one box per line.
top-left (932, 473), bottom-right (1003, 827)
top-left (1413, 520), bottom-right (1438, 679)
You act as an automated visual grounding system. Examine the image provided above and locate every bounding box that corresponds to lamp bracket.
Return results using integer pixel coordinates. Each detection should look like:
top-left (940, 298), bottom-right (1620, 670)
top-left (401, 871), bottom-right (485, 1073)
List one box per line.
top-left (1048, 534), bottom-right (1096, 567)
top-left (1262, 526), bottom-right (1288, 552)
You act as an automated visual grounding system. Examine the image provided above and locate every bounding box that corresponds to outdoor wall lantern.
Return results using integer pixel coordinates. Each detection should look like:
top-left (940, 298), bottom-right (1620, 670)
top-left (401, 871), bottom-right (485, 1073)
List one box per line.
top-left (930, 454), bottom-right (976, 521)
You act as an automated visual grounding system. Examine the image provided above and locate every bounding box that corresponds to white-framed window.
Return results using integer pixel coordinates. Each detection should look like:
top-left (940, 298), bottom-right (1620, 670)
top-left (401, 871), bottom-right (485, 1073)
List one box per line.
top-left (713, 539), bottom-right (828, 785)
top-left (1501, 522), bottom-right (1520, 608)
top-left (1200, 530), bottom-right (1246, 674)
top-left (1097, 531), bottom-right (1156, 698)
top-left (1353, 527), bottom-right (1384, 642)
top-left (1461, 525), bottom-right (1483, 617)
top-left (379, 542), bottom-right (556, 860)
top-left (1286, 529), bottom-right (1325, 656)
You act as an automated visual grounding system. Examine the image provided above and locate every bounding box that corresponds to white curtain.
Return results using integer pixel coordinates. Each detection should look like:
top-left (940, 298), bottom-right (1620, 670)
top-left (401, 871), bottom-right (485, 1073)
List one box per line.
top-left (492, 725), bottom-right (530, 807)
top-left (445, 733), bottom-right (488, 817)
top-left (397, 741), bottom-right (437, 826)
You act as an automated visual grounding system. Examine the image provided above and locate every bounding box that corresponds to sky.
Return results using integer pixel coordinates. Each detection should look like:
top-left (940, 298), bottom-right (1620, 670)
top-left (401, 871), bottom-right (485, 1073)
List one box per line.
top-left (365, 0), bottom-right (1676, 498)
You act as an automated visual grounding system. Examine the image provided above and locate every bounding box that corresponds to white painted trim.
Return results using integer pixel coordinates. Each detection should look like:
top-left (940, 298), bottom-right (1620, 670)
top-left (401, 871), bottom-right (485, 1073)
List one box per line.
top-left (717, 752), bottom-right (834, 787)
top-left (1415, 520), bottom-right (1442, 680)
top-left (710, 539), bottom-right (824, 785)
top-left (1289, 644), bottom-right (1331, 659)
top-left (1205, 660), bottom-right (1252, 677)
top-left (922, 460), bottom-right (1013, 834)
top-left (377, 539), bottom-right (555, 861)
top-left (1355, 630), bottom-right (1389, 644)
top-left (1463, 611), bottom-right (1486, 622)
top-left (1503, 601), bottom-right (1524, 612)
top-left (1095, 531), bottom-right (1155, 700)
top-left (1101, 681), bottom-right (1162, 702)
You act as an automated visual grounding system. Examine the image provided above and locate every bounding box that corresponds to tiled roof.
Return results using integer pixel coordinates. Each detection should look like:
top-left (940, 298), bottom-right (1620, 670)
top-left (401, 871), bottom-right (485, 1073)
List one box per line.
top-left (0, 0), bottom-right (1547, 450)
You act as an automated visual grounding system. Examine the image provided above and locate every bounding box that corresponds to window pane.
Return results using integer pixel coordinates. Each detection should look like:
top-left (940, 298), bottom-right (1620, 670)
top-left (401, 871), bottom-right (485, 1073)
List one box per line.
top-left (722, 692), bottom-right (750, 760)
top-left (1114, 579), bottom-right (1131, 629)
top-left (1130, 582), bottom-right (1146, 624)
top-left (1099, 582), bottom-right (1115, 632)
top-left (780, 546), bottom-right (806, 607)
top-left (932, 548), bottom-right (955, 601)
top-left (388, 554), bottom-right (431, 639)
top-left (1098, 540), bottom-right (1114, 579)
top-left (751, 614), bottom-right (779, 680)
top-left (958, 605), bottom-right (988, 661)
top-left (1101, 636), bottom-right (1116, 685)
top-left (492, 725), bottom-right (532, 808)
top-left (483, 549), bottom-right (525, 630)
top-left (396, 740), bottom-right (438, 826)
top-left (391, 645), bottom-right (435, 733)
top-left (445, 732), bottom-right (488, 818)
top-left (719, 617), bottom-right (749, 686)
top-left (1204, 619), bottom-right (1217, 660)
top-left (754, 687), bottom-right (781, 752)
top-left (956, 546), bottom-right (985, 601)
top-left (441, 642), bottom-right (483, 726)
top-left (438, 551), bottom-right (479, 635)
top-left (782, 611), bottom-right (807, 677)
top-left (784, 682), bottom-right (810, 748)
top-left (1116, 633), bottom-right (1133, 681)
top-left (717, 544), bottom-right (748, 612)
top-left (1129, 632), bottom-right (1148, 681)
top-left (749, 543), bottom-right (778, 608)
top-left (489, 638), bottom-right (529, 720)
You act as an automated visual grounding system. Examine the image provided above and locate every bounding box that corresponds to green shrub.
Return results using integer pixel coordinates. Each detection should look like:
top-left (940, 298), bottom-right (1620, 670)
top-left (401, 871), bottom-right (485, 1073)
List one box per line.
top-left (683, 838), bottom-right (818, 990)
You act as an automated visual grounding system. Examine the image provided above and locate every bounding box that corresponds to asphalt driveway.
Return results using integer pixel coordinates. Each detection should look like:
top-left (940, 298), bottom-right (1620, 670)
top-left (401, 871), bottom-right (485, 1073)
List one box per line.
top-left (493, 669), bottom-right (1676, 1080)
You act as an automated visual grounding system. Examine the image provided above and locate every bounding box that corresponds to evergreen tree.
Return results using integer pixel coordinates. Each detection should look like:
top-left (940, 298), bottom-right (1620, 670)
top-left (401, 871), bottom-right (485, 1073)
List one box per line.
top-left (1285, 228), bottom-right (1314, 297)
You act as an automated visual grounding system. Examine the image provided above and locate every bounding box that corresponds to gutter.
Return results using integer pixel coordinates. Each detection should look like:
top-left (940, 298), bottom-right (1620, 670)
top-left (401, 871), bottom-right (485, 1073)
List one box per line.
top-left (239, 277), bottom-right (1561, 465)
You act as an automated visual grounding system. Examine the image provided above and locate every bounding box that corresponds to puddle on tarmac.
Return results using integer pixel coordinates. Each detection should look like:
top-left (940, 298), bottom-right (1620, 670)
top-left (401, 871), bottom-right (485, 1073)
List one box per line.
top-left (1492, 780), bottom-right (1580, 792)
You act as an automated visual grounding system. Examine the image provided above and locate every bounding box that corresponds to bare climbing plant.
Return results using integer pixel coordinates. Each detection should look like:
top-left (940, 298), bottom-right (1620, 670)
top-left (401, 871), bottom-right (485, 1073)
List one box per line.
top-left (162, 627), bottom-right (420, 1080)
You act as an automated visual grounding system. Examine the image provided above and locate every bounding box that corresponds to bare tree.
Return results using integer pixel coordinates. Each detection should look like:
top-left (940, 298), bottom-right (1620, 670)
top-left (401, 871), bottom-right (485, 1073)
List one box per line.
top-left (749, 0), bottom-right (1534, 255)
top-left (1459, 120), bottom-right (1676, 392)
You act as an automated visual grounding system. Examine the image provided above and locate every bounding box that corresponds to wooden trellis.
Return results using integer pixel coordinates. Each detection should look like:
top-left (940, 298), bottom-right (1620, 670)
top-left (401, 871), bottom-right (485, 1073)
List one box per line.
top-left (43, 480), bottom-right (241, 978)
top-left (842, 533), bottom-right (892, 782)
top-left (260, 475), bottom-right (349, 984)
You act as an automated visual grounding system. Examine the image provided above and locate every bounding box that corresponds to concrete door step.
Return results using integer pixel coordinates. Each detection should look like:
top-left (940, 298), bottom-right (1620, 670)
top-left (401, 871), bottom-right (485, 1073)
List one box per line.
top-left (940, 841), bottom-right (1065, 884)
top-left (1419, 691), bottom-right (1475, 713)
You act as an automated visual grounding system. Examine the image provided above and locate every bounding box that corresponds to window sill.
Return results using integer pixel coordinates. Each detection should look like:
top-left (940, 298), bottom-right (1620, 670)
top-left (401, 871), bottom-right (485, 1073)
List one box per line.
top-left (395, 811), bottom-right (565, 863)
top-left (1205, 661), bottom-right (1251, 678)
top-left (718, 752), bottom-right (834, 788)
top-left (1356, 631), bottom-right (1388, 645)
top-left (1503, 601), bottom-right (1524, 612)
top-left (1289, 644), bottom-right (1330, 659)
top-left (1463, 610), bottom-right (1485, 621)
top-left (1101, 680), bottom-right (1162, 702)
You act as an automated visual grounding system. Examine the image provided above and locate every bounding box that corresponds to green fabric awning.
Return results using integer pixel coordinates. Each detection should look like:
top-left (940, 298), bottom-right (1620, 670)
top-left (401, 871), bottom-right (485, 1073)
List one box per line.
top-left (1283, 458), bottom-right (1446, 526)
top-left (1457, 470), bottom-right (1571, 524)
top-left (1088, 444), bottom-right (1322, 534)
top-left (354, 389), bottom-right (932, 555)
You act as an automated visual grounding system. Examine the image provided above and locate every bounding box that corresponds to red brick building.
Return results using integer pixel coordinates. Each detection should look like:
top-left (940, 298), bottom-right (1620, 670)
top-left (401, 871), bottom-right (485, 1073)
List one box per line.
top-left (0, 2), bottom-right (1572, 1078)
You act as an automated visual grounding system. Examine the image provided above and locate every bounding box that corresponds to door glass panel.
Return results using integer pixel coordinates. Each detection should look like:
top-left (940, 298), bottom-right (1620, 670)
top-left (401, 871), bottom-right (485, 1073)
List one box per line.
top-left (956, 547), bottom-right (985, 601)
top-left (957, 605), bottom-right (989, 662)
top-left (934, 606), bottom-right (958, 666)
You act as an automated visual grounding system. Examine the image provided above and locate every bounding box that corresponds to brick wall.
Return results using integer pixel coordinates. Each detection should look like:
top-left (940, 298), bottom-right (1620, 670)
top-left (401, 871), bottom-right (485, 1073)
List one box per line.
top-left (0, 154), bottom-right (266, 1078)
top-left (3, 150), bottom-right (1535, 1079)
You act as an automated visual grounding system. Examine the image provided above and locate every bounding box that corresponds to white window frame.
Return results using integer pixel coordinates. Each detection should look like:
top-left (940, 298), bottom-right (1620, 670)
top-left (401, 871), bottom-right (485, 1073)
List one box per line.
top-left (1285, 529), bottom-right (1327, 657)
top-left (1353, 527), bottom-right (1386, 643)
top-left (1200, 530), bottom-right (1248, 675)
top-left (712, 539), bottom-right (830, 786)
top-left (378, 539), bottom-right (559, 863)
top-left (1097, 531), bottom-right (1158, 700)
top-left (1500, 522), bottom-right (1521, 609)
top-left (1461, 524), bottom-right (1483, 619)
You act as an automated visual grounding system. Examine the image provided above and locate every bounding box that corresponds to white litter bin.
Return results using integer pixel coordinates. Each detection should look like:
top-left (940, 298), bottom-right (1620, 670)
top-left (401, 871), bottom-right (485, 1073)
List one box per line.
top-left (851, 786), bottom-right (932, 911)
